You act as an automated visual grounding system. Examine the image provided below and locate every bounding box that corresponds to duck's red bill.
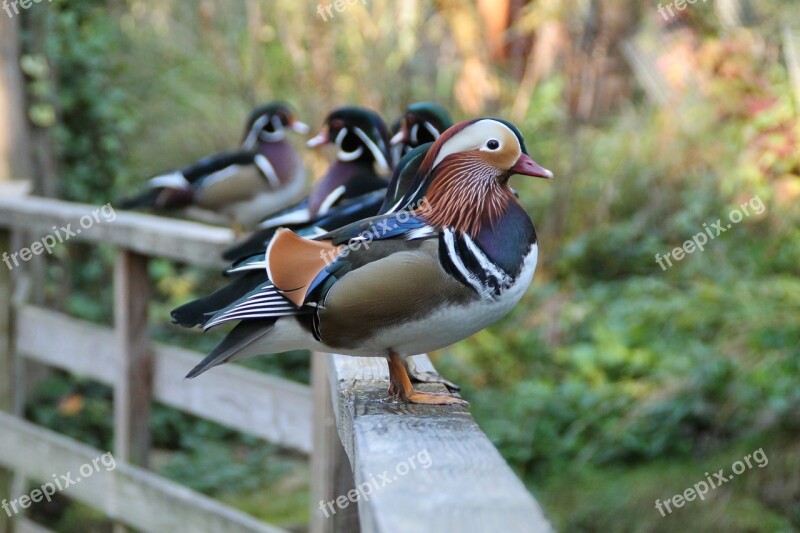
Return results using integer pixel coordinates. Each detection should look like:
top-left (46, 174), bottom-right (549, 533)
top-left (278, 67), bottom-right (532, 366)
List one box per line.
top-left (511, 154), bottom-right (553, 179)
top-left (306, 130), bottom-right (329, 148)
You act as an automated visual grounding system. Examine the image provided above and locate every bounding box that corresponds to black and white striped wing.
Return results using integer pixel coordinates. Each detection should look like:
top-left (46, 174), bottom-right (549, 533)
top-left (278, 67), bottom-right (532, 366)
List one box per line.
top-left (203, 281), bottom-right (304, 330)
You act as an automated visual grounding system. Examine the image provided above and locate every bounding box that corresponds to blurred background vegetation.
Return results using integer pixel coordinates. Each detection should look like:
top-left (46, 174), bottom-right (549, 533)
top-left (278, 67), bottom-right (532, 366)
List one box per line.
top-left (2, 0), bottom-right (799, 530)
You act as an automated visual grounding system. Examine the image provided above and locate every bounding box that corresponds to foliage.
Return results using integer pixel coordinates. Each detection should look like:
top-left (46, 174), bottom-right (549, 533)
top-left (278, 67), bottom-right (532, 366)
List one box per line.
top-left (445, 275), bottom-right (800, 475)
top-left (25, 372), bottom-right (114, 450)
top-left (16, 0), bottom-right (800, 529)
top-left (42, 1), bottom-right (137, 204)
top-left (538, 433), bottom-right (799, 532)
top-left (25, 376), bottom-right (308, 526)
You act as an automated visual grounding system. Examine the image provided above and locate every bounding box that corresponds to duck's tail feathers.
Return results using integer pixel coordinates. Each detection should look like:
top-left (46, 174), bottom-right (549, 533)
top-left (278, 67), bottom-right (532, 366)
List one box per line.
top-left (117, 186), bottom-right (193, 210)
top-left (116, 188), bottom-right (163, 209)
top-left (185, 319), bottom-right (276, 378)
top-left (171, 271), bottom-right (264, 328)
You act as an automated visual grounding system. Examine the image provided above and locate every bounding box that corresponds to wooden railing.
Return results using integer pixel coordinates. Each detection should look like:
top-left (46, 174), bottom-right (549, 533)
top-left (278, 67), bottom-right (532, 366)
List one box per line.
top-left (314, 355), bottom-right (552, 533)
top-left (0, 187), bottom-right (551, 533)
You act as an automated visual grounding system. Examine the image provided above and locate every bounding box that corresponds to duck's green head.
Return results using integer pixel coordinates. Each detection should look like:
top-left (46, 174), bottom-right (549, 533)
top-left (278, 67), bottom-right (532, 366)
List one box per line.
top-left (307, 106), bottom-right (391, 175)
top-left (242, 101), bottom-right (309, 148)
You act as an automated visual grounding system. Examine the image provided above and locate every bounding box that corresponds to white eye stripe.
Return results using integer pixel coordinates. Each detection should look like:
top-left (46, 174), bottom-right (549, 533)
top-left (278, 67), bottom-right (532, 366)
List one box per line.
top-left (333, 125), bottom-right (390, 173)
top-left (335, 127), bottom-right (349, 146)
top-left (352, 126), bottom-right (391, 174)
top-left (259, 130), bottom-right (285, 142)
top-left (423, 121), bottom-right (441, 139)
top-left (432, 119), bottom-right (520, 169)
top-left (242, 114), bottom-right (271, 148)
top-left (410, 123), bottom-right (419, 144)
top-left (335, 127), bottom-right (365, 161)
top-left (337, 145), bottom-right (364, 161)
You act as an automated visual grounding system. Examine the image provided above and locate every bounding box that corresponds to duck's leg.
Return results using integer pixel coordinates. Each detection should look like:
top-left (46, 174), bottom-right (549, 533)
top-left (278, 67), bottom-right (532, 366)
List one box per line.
top-left (387, 351), bottom-right (468, 406)
top-left (406, 356), bottom-right (461, 392)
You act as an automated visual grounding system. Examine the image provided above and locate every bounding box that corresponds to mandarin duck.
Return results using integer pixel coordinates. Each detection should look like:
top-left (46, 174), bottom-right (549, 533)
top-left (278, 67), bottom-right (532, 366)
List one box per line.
top-left (173, 118), bottom-right (552, 405)
top-left (222, 106), bottom-right (391, 261)
top-left (118, 102), bottom-right (308, 231)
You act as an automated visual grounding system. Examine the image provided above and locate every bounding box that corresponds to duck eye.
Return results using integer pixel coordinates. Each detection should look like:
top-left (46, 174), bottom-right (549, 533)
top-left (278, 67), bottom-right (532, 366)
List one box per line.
top-left (487, 139), bottom-right (500, 150)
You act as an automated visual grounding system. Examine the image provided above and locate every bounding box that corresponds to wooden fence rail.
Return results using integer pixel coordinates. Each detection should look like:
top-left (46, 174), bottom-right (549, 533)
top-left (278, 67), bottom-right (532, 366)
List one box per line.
top-left (0, 190), bottom-right (551, 533)
top-left (0, 191), bottom-right (309, 532)
top-left (318, 355), bottom-right (552, 533)
top-left (15, 305), bottom-right (313, 452)
top-left (0, 412), bottom-right (285, 533)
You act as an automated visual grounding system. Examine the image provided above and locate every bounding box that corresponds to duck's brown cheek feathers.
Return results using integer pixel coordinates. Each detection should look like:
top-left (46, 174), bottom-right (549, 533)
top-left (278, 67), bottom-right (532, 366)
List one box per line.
top-left (476, 145), bottom-right (519, 172)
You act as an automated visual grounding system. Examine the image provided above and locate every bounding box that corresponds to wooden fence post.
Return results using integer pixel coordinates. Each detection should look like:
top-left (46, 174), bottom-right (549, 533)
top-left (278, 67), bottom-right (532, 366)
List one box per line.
top-left (0, 228), bottom-right (14, 533)
top-left (113, 250), bottom-right (152, 467)
top-left (310, 353), bottom-right (360, 533)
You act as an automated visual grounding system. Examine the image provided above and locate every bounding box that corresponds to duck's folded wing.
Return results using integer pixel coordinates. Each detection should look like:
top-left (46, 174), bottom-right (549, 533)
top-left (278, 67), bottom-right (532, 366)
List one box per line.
top-left (313, 189), bottom-right (386, 230)
top-left (201, 281), bottom-right (308, 330)
top-left (221, 190), bottom-right (386, 263)
top-left (181, 150), bottom-right (257, 184)
top-left (179, 212), bottom-right (435, 332)
top-left (317, 210), bottom-right (432, 246)
top-left (379, 142), bottom-right (432, 214)
top-left (221, 197), bottom-right (313, 262)
top-left (171, 270), bottom-right (265, 327)
top-left (254, 198), bottom-right (312, 229)
top-left (265, 212), bottom-right (436, 308)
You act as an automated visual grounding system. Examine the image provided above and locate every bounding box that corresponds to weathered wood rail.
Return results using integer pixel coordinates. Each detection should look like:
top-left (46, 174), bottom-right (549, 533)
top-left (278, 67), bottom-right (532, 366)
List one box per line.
top-left (320, 355), bottom-right (551, 533)
top-left (0, 188), bottom-right (551, 533)
top-left (0, 412), bottom-right (283, 533)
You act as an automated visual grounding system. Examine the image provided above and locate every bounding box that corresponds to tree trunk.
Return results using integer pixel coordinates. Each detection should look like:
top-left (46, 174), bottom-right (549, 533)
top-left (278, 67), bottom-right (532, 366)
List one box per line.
top-left (0, 14), bottom-right (33, 181)
top-left (21, 9), bottom-right (60, 198)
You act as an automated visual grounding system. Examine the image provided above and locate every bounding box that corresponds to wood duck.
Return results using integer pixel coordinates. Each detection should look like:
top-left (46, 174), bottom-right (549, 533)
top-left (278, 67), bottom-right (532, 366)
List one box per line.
top-left (224, 103), bottom-right (453, 262)
top-left (390, 102), bottom-right (453, 167)
top-left (173, 143), bottom-right (432, 332)
top-left (173, 145), bottom-right (427, 331)
top-left (173, 118), bottom-right (553, 405)
top-left (117, 102), bottom-right (308, 231)
top-left (222, 106), bottom-right (391, 261)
